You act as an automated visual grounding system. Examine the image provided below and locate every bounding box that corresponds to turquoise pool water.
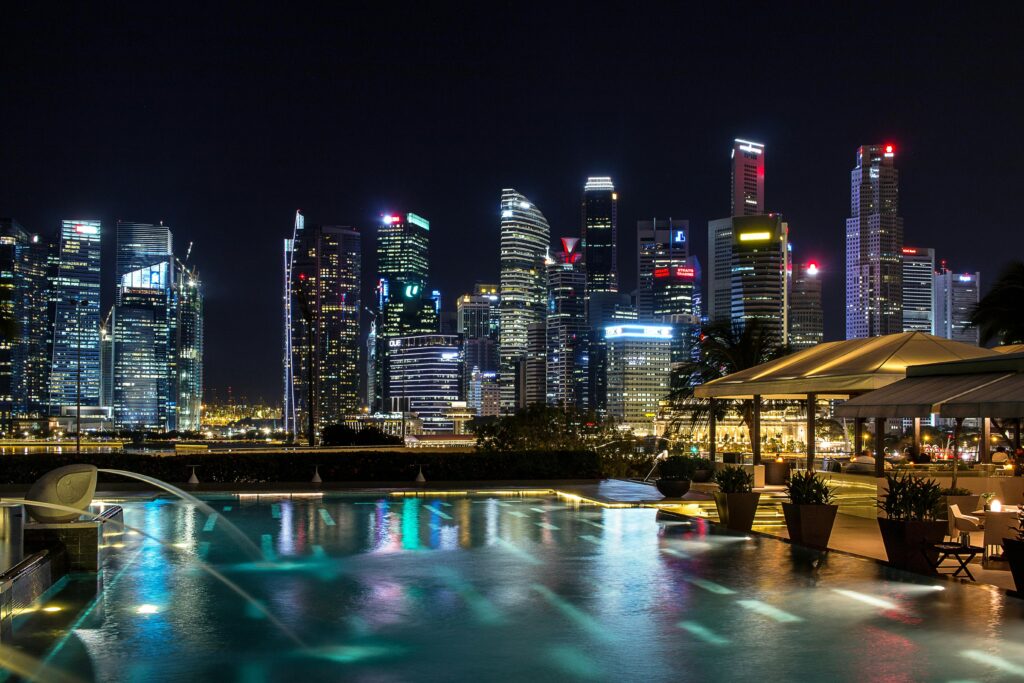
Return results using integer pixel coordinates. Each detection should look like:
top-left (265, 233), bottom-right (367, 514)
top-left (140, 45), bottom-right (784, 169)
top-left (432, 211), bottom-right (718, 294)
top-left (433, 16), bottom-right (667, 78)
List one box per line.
top-left (16, 493), bottom-right (1024, 682)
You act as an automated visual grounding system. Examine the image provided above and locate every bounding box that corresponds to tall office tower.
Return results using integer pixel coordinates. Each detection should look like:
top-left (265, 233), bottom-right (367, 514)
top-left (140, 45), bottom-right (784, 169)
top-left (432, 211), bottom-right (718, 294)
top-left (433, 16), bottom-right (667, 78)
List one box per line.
top-left (605, 323), bottom-right (673, 436)
top-left (457, 288), bottom-right (500, 389)
top-left (386, 334), bottom-right (463, 432)
top-left (934, 267), bottom-right (980, 345)
top-left (901, 246), bottom-right (935, 333)
top-left (652, 256), bottom-right (701, 320)
top-left (99, 309), bottom-right (114, 411)
top-left (636, 218), bottom-right (689, 319)
top-left (4, 222), bottom-right (52, 424)
top-left (49, 220), bottom-right (102, 418)
top-left (581, 177), bottom-right (618, 305)
top-left (707, 217), bottom-right (734, 323)
top-left (282, 210), bottom-right (304, 435)
top-left (728, 215), bottom-right (790, 343)
top-left (113, 263), bottom-right (170, 429)
top-left (288, 224), bottom-right (362, 438)
top-left (788, 262), bottom-right (823, 350)
top-left (0, 220), bottom-right (52, 428)
top-left (172, 261), bottom-right (203, 431)
top-left (546, 238), bottom-right (588, 410)
top-left (374, 212), bottom-right (436, 409)
top-left (519, 321), bottom-right (547, 408)
top-left (111, 221), bottom-right (174, 429)
top-left (731, 139), bottom-right (765, 216)
top-left (498, 189), bottom-right (550, 411)
top-left (845, 144), bottom-right (904, 339)
top-left (467, 369), bottom-right (500, 417)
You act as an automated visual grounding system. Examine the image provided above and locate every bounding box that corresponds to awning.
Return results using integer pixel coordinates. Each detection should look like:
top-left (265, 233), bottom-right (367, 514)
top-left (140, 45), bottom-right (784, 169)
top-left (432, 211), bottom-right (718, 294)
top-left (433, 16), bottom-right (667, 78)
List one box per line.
top-left (694, 331), bottom-right (996, 399)
top-left (941, 373), bottom-right (1024, 418)
top-left (834, 373), bottom-right (1014, 418)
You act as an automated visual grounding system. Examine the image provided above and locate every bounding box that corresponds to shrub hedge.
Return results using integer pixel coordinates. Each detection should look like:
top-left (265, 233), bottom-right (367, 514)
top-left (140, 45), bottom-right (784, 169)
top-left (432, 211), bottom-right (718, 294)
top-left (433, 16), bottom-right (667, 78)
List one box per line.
top-left (0, 450), bottom-right (603, 485)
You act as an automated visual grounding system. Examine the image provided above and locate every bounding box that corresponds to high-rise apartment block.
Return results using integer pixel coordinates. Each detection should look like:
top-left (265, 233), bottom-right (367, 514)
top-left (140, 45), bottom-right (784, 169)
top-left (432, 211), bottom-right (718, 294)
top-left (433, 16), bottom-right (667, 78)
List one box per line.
top-left (901, 246), bottom-right (935, 334)
top-left (498, 189), bottom-right (550, 411)
top-left (934, 268), bottom-right (980, 345)
top-left (845, 144), bottom-right (904, 339)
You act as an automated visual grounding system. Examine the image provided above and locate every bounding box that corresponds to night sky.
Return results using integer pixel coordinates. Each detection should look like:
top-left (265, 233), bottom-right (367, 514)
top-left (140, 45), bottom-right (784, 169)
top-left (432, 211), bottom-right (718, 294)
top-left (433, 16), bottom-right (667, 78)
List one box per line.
top-left (3, 3), bottom-right (1023, 402)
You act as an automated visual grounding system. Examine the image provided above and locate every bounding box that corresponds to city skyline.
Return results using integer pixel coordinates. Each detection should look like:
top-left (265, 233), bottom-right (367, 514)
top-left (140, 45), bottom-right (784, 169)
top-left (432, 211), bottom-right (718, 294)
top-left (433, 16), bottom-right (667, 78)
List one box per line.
top-left (3, 4), bottom-right (1019, 398)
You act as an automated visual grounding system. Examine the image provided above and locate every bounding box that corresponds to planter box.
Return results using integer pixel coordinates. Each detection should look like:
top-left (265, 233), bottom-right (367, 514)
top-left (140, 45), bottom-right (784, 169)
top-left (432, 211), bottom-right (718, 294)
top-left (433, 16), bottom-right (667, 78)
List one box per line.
top-left (656, 479), bottom-right (691, 498)
top-left (764, 461), bottom-right (791, 486)
top-left (1003, 537), bottom-right (1024, 597)
top-left (877, 517), bottom-right (947, 575)
top-left (713, 492), bottom-right (761, 532)
top-left (782, 503), bottom-right (838, 550)
top-left (692, 469), bottom-right (713, 484)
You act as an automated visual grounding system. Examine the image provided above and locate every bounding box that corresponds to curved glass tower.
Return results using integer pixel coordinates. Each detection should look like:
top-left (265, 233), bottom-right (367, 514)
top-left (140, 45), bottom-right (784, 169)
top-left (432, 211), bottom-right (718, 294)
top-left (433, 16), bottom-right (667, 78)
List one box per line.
top-left (498, 189), bottom-right (550, 411)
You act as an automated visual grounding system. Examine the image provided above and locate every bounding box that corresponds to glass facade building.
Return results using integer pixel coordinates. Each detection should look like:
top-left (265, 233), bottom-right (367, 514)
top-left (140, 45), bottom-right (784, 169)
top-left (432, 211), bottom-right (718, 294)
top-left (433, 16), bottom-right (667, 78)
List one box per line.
top-left (113, 263), bottom-right (170, 429)
top-left (902, 246), bottom-right (935, 334)
top-left (498, 189), bottom-right (550, 412)
top-left (636, 218), bottom-right (688, 319)
top-left (173, 262), bottom-right (203, 431)
top-left (49, 220), bottom-right (102, 416)
top-left (788, 262), bottom-right (824, 350)
top-left (386, 334), bottom-right (463, 432)
top-left (934, 268), bottom-right (980, 345)
top-left (546, 238), bottom-right (588, 410)
top-left (289, 223), bottom-right (362, 438)
top-left (605, 324), bottom-right (673, 436)
top-left (846, 144), bottom-right (904, 339)
top-left (581, 177), bottom-right (618, 302)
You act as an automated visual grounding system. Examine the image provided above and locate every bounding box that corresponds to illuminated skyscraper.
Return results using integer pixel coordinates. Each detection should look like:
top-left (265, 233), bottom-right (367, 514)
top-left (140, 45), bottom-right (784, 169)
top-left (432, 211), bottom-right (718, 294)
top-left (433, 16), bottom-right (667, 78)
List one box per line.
top-left (731, 139), bottom-right (765, 216)
top-left (934, 267), bottom-right (980, 345)
top-left (1, 220), bottom-right (51, 427)
top-left (49, 220), bottom-right (102, 418)
top-left (546, 238), bottom-right (588, 410)
top-left (498, 189), bottom-right (550, 411)
top-left (457, 285), bottom-right (500, 389)
top-left (789, 261), bottom-right (823, 350)
top-left (636, 218), bottom-right (688, 319)
top-left (581, 177), bottom-right (618, 304)
top-left (172, 261), bottom-right (203, 431)
top-left (288, 223), bottom-right (362, 438)
top-left (902, 246), bottom-right (935, 334)
top-left (115, 221), bottom-right (173, 300)
top-left (730, 215), bottom-right (789, 344)
top-left (386, 334), bottom-right (463, 432)
top-left (605, 324), bottom-right (673, 436)
top-left (113, 262), bottom-right (170, 429)
top-left (282, 210), bottom-right (304, 435)
top-left (846, 144), bottom-right (904, 339)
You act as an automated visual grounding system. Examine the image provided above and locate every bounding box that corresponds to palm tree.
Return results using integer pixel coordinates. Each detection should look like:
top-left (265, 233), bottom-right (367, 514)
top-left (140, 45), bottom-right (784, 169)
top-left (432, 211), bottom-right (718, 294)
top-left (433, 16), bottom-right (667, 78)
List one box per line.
top-left (970, 261), bottom-right (1024, 345)
top-left (665, 319), bottom-right (789, 444)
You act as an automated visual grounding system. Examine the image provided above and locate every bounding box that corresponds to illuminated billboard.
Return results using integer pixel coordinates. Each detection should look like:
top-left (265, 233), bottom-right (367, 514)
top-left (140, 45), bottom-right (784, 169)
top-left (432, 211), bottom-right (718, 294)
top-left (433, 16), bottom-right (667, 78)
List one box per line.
top-left (605, 324), bottom-right (673, 340)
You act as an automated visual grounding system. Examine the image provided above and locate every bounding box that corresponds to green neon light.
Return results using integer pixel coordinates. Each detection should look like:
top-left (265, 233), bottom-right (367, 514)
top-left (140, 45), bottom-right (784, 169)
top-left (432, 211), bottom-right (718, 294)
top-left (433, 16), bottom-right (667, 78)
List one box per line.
top-left (407, 213), bottom-right (430, 231)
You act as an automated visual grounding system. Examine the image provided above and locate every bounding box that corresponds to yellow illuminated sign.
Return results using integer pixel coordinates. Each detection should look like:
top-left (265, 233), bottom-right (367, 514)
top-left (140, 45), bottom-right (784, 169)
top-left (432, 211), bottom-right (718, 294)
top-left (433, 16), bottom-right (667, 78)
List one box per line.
top-left (738, 231), bottom-right (771, 242)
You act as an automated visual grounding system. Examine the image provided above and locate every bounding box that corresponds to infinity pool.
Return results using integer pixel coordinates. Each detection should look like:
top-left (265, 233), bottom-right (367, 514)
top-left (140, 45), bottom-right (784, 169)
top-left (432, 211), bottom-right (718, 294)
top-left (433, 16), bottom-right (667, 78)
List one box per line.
top-left (16, 493), bottom-right (1024, 682)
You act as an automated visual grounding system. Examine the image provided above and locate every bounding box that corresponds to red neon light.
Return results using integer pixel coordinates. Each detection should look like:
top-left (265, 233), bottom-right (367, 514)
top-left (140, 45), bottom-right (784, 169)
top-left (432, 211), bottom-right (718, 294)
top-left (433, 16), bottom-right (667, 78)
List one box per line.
top-left (675, 267), bottom-right (696, 279)
top-left (901, 247), bottom-right (917, 255)
top-left (884, 144), bottom-right (894, 154)
top-left (653, 268), bottom-right (670, 278)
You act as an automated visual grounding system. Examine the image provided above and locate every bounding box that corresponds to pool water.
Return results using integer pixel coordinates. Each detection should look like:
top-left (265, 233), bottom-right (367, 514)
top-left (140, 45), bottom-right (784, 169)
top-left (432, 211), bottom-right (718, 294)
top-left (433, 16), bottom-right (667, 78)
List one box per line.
top-left (18, 494), bottom-right (1024, 682)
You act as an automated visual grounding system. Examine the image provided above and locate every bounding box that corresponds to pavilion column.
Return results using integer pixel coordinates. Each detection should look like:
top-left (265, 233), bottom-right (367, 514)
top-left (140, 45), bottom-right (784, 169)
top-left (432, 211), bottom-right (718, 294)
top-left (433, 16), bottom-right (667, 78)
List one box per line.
top-left (806, 393), bottom-right (816, 471)
top-left (751, 395), bottom-right (762, 466)
top-left (981, 418), bottom-right (992, 464)
top-left (874, 417), bottom-right (886, 477)
top-left (708, 398), bottom-right (717, 463)
top-left (913, 418), bottom-right (921, 460)
top-left (1015, 418), bottom-right (1021, 451)
top-left (854, 417), bottom-right (865, 455)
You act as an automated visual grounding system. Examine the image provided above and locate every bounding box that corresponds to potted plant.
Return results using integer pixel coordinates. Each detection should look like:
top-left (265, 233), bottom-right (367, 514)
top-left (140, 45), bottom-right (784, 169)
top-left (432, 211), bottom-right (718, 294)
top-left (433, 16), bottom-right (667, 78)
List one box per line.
top-left (782, 471), bottom-right (838, 550)
top-left (1002, 508), bottom-right (1024, 598)
top-left (877, 473), bottom-right (946, 575)
top-left (656, 455), bottom-right (698, 498)
top-left (713, 466), bottom-right (760, 532)
top-left (692, 457), bottom-right (714, 483)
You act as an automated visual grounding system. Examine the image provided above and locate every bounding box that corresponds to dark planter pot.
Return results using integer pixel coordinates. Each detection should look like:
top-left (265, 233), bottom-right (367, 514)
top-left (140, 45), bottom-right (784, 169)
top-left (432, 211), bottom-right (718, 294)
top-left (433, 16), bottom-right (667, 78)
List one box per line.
top-left (692, 469), bottom-right (713, 484)
top-left (713, 492), bottom-right (761, 532)
top-left (764, 460), bottom-right (791, 486)
top-left (876, 517), bottom-right (947, 575)
top-left (656, 479), bottom-right (691, 498)
top-left (1003, 538), bottom-right (1024, 597)
top-left (782, 503), bottom-right (838, 550)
